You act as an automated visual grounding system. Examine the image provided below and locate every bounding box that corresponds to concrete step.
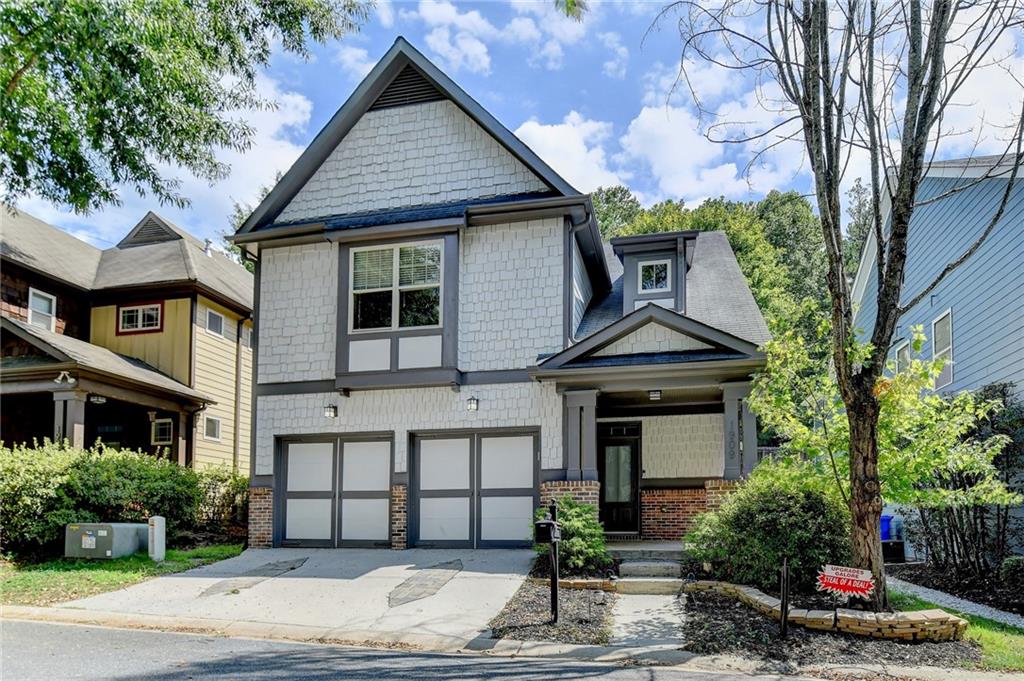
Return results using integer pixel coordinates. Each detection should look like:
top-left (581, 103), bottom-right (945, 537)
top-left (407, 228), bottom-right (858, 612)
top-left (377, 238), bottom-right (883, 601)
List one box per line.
top-left (609, 547), bottom-right (682, 562)
top-left (615, 577), bottom-right (684, 595)
top-left (618, 560), bottom-right (683, 578)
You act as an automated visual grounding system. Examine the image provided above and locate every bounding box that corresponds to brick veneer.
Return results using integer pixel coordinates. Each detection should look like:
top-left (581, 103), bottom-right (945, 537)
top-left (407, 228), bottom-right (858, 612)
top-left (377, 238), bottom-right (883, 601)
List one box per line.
top-left (540, 480), bottom-right (600, 513)
top-left (248, 487), bottom-right (273, 548)
top-left (640, 488), bottom-right (707, 540)
top-left (390, 484), bottom-right (407, 550)
top-left (704, 478), bottom-right (741, 512)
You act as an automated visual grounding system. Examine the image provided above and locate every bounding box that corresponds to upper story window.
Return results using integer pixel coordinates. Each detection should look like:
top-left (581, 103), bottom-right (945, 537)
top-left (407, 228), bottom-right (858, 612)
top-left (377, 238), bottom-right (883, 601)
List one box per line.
top-left (28, 288), bottom-right (57, 332)
top-left (932, 310), bottom-right (953, 388)
top-left (638, 259), bottom-right (671, 294)
top-left (351, 241), bottom-right (442, 332)
top-left (894, 340), bottom-right (911, 374)
top-left (118, 302), bottom-right (162, 334)
top-left (206, 308), bottom-right (225, 338)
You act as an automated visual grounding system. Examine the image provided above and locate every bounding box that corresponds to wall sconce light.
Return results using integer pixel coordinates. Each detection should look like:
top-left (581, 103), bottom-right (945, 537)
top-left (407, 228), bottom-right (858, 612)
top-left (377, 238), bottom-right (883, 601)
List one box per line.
top-left (324, 404), bottom-right (338, 418)
top-left (147, 411), bottom-right (157, 422)
top-left (88, 395), bottom-right (106, 405)
top-left (466, 396), bottom-right (479, 412)
top-left (648, 390), bottom-right (662, 401)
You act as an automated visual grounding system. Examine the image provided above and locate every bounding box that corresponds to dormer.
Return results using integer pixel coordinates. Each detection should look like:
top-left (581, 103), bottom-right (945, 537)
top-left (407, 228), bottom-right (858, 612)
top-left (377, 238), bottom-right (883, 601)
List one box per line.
top-left (610, 231), bottom-right (698, 316)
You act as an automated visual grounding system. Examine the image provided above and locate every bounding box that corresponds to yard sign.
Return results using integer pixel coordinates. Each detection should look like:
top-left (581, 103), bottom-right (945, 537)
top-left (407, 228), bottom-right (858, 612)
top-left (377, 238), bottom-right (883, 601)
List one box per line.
top-left (815, 564), bottom-right (875, 599)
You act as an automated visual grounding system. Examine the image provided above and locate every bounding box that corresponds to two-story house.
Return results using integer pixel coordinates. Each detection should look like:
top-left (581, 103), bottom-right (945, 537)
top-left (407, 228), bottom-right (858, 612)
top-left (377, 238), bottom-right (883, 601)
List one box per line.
top-left (232, 38), bottom-right (770, 550)
top-left (1, 209), bottom-right (254, 472)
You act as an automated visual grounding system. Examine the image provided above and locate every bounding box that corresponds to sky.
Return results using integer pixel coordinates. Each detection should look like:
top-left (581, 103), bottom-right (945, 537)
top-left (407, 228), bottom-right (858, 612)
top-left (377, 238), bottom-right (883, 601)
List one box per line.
top-left (16, 0), bottom-right (1024, 250)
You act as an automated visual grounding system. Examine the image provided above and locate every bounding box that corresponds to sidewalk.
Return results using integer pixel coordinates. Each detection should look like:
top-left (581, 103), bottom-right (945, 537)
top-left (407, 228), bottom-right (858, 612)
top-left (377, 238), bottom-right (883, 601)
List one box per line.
top-left (889, 577), bottom-right (1024, 629)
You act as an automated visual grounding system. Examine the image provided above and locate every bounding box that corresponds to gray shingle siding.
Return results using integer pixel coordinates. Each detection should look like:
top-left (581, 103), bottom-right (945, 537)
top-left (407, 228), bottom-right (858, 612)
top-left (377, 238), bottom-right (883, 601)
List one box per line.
top-left (854, 175), bottom-right (1024, 393)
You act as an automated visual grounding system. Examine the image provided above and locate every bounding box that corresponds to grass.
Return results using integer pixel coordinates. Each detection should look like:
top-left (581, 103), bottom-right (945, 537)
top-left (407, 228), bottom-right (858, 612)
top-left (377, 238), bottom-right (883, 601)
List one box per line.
top-left (0, 543), bottom-right (243, 607)
top-left (889, 590), bottom-right (1024, 672)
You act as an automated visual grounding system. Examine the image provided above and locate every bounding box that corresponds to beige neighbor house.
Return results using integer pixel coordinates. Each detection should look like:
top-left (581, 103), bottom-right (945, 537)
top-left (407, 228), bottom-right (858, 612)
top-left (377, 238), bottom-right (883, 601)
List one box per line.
top-left (1, 209), bottom-right (253, 472)
top-left (231, 38), bottom-right (770, 550)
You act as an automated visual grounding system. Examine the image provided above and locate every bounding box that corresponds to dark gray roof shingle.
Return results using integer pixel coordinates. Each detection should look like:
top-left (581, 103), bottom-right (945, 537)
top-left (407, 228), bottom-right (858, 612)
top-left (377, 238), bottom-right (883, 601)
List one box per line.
top-left (1, 209), bottom-right (102, 289)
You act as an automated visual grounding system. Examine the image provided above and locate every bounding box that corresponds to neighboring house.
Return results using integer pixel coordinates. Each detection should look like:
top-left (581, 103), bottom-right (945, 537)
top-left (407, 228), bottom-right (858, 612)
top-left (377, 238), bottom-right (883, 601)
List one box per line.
top-left (852, 155), bottom-right (1024, 393)
top-left (0, 210), bottom-right (254, 472)
top-left (233, 38), bottom-right (770, 550)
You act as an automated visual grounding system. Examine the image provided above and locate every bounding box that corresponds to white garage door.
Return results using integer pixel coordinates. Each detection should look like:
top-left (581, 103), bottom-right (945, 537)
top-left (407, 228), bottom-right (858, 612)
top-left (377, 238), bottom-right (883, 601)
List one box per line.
top-left (412, 431), bottom-right (537, 548)
top-left (281, 438), bottom-right (391, 547)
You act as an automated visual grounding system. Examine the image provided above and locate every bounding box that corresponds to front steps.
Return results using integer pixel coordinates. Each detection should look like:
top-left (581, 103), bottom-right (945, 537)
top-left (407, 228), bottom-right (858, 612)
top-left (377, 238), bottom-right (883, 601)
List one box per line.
top-left (616, 555), bottom-right (686, 594)
top-left (618, 560), bottom-right (683, 578)
top-left (607, 541), bottom-right (682, 562)
top-left (616, 577), bottom-right (685, 594)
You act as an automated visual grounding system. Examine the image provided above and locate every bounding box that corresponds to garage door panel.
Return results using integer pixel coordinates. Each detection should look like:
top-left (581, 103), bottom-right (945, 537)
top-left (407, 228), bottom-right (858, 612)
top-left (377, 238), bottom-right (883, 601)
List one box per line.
top-left (479, 436), bottom-right (534, 489)
top-left (480, 496), bottom-right (534, 542)
top-left (419, 438), bottom-right (470, 490)
top-left (342, 441), bottom-right (391, 491)
top-left (286, 442), bottom-right (334, 492)
top-left (285, 498), bottom-right (333, 540)
top-left (419, 497), bottom-right (470, 541)
top-left (340, 498), bottom-right (389, 541)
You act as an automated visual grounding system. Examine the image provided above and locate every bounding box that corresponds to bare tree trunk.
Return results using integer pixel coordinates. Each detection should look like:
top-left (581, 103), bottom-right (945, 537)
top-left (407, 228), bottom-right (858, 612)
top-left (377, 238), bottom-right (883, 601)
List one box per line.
top-left (848, 397), bottom-right (887, 610)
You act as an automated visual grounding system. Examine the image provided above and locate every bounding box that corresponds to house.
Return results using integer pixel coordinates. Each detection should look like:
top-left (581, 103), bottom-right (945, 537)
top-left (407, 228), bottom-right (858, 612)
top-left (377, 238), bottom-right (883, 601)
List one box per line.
top-left (0, 210), bottom-right (254, 471)
top-left (852, 155), bottom-right (1024, 393)
top-left (231, 38), bottom-right (770, 550)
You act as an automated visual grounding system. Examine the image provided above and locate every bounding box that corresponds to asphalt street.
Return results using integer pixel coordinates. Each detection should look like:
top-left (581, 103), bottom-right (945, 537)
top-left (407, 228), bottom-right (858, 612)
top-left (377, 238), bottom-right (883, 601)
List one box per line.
top-left (0, 620), bottom-right (799, 681)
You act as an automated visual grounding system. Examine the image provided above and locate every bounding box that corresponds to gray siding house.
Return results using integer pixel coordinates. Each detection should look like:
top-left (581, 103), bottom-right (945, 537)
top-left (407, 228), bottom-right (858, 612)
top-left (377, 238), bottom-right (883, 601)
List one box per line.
top-left (233, 38), bottom-right (770, 550)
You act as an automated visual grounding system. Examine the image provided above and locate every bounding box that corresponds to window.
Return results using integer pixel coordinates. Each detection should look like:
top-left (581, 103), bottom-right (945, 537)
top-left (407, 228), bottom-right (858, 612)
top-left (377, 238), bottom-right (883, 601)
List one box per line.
top-left (206, 309), bottom-right (225, 337)
top-left (241, 325), bottom-right (253, 349)
top-left (351, 241), bottom-right (442, 331)
top-left (894, 340), bottom-right (911, 374)
top-left (932, 310), bottom-right (953, 388)
top-left (638, 259), bottom-right (671, 293)
top-left (27, 288), bottom-right (57, 331)
top-left (203, 416), bottom-right (221, 441)
top-left (151, 418), bottom-right (173, 445)
top-left (118, 303), bottom-right (162, 333)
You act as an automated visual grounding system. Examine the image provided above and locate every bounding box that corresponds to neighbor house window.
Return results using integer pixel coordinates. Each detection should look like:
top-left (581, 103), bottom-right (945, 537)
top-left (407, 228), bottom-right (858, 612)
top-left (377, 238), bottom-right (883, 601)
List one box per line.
top-left (203, 416), bottom-right (221, 441)
top-left (894, 340), bottom-right (911, 374)
top-left (638, 259), bottom-right (671, 293)
top-left (151, 418), bottom-right (173, 445)
top-left (206, 309), bottom-right (225, 337)
top-left (351, 241), bottom-right (442, 331)
top-left (241, 325), bottom-right (253, 349)
top-left (118, 303), bottom-right (162, 333)
top-left (27, 288), bottom-right (57, 332)
top-left (932, 310), bottom-right (953, 389)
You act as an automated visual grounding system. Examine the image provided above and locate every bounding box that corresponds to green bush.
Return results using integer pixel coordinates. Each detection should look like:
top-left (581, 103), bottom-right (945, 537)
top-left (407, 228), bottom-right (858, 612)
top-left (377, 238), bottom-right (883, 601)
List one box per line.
top-left (533, 496), bottom-right (611, 575)
top-left (196, 467), bottom-right (249, 532)
top-left (686, 459), bottom-right (851, 592)
top-left (0, 441), bottom-right (204, 558)
top-left (1000, 556), bottom-right (1024, 591)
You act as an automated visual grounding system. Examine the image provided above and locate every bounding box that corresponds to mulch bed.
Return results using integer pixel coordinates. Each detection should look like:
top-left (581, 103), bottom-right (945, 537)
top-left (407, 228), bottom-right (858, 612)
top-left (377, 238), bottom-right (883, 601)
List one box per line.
top-left (679, 591), bottom-right (981, 674)
top-left (489, 580), bottom-right (616, 645)
top-left (888, 563), bottom-right (1024, 616)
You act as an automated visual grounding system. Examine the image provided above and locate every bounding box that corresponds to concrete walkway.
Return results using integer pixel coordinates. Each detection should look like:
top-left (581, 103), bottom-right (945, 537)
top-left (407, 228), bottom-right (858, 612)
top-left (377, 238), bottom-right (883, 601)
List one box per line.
top-left (611, 594), bottom-right (685, 648)
top-left (889, 577), bottom-right (1024, 629)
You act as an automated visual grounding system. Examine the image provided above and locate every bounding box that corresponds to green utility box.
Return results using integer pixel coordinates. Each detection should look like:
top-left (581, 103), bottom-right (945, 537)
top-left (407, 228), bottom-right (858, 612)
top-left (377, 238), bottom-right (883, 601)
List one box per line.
top-left (64, 523), bottom-right (148, 559)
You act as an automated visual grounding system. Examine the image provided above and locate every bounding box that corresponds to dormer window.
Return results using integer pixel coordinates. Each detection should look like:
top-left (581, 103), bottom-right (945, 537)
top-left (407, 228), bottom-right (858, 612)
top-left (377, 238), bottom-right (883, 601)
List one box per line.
top-left (638, 259), bottom-right (671, 294)
top-left (351, 241), bottom-right (443, 332)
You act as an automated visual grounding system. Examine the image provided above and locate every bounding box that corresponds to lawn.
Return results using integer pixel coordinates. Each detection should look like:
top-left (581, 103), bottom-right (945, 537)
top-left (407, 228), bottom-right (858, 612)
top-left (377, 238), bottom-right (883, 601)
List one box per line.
top-left (0, 544), bottom-right (243, 607)
top-left (889, 590), bottom-right (1024, 672)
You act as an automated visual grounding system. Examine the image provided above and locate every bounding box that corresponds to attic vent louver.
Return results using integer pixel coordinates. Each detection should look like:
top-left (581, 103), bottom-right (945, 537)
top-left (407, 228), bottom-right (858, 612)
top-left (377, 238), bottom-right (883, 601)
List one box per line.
top-left (369, 65), bottom-right (444, 111)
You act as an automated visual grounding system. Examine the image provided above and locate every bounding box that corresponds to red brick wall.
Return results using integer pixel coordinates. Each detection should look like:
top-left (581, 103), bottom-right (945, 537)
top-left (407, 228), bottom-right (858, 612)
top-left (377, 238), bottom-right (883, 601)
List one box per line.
top-left (390, 484), bottom-right (407, 550)
top-left (540, 480), bottom-right (600, 513)
top-left (704, 479), bottom-right (741, 512)
top-left (248, 487), bottom-right (273, 548)
top-left (640, 488), bottom-right (707, 540)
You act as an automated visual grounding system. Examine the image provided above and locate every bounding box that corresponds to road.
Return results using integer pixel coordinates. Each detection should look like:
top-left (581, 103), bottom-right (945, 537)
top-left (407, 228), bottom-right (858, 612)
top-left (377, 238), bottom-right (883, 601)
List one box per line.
top-left (0, 620), bottom-right (797, 681)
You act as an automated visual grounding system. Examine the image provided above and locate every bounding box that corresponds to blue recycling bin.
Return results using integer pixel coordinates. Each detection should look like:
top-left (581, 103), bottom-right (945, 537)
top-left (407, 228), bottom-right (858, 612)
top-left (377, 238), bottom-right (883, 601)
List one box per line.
top-left (880, 515), bottom-right (893, 541)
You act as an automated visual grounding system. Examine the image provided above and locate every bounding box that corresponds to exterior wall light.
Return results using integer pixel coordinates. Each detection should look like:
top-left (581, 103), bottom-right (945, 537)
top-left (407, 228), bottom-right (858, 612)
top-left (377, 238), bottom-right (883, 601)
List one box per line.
top-left (88, 395), bottom-right (107, 405)
top-left (466, 396), bottom-right (479, 412)
top-left (648, 390), bottom-right (662, 401)
top-left (324, 404), bottom-right (338, 418)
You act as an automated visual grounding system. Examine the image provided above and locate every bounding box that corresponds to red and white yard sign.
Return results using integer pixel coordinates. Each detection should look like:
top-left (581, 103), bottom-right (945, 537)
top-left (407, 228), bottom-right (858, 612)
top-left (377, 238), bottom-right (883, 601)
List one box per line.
top-left (816, 564), bottom-right (875, 599)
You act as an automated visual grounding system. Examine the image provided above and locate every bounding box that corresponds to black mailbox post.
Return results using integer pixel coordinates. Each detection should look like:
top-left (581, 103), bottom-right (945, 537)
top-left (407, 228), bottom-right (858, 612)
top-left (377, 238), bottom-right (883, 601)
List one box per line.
top-left (533, 501), bottom-right (562, 622)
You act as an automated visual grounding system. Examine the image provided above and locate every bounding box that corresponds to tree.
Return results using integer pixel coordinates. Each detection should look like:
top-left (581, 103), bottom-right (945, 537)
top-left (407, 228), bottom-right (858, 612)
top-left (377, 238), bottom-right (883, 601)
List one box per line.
top-left (756, 190), bottom-right (828, 315)
top-left (1, 0), bottom-right (368, 213)
top-left (591, 185), bottom-right (642, 239)
top-left (844, 178), bottom-right (872, 280)
top-left (221, 172), bottom-right (281, 273)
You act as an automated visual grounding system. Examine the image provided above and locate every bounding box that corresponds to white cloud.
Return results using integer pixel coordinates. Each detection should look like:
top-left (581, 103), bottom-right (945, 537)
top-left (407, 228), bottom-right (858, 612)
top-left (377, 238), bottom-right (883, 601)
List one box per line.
top-left (504, 16), bottom-right (541, 44)
top-left (515, 111), bottom-right (624, 192)
top-left (511, 1), bottom-right (588, 46)
top-left (531, 40), bottom-right (564, 70)
top-left (335, 45), bottom-right (375, 80)
top-left (376, 0), bottom-right (394, 27)
top-left (425, 26), bottom-right (491, 75)
top-left (598, 32), bottom-right (628, 79)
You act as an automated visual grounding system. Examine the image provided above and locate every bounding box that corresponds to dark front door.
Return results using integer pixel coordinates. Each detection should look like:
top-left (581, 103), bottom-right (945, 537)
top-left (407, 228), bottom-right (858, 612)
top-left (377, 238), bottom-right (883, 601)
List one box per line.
top-left (597, 431), bottom-right (640, 533)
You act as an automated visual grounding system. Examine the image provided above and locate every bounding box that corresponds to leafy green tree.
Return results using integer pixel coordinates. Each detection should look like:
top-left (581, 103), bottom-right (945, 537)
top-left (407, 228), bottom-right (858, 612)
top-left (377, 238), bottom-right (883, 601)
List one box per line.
top-left (756, 190), bottom-right (828, 314)
top-left (1, 0), bottom-right (368, 212)
top-left (843, 178), bottom-right (872, 280)
top-left (221, 171), bottom-right (281, 273)
top-left (590, 185), bottom-right (641, 239)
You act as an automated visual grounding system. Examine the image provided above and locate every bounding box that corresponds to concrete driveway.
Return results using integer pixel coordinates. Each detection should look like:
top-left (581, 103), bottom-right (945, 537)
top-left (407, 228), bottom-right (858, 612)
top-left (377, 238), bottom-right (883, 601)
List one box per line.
top-left (57, 548), bottom-right (534, 649)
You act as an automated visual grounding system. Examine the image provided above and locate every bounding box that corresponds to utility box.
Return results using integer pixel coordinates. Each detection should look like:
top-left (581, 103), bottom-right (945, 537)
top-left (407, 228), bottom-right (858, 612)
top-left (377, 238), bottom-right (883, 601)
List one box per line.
top-left (64, 523), bottom-right (148, 559)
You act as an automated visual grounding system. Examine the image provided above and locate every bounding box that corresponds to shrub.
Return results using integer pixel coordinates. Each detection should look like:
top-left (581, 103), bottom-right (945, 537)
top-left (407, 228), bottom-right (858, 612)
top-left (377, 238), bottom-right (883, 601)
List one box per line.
top-left (1000, 556), bottom-right (1024, 592)
top-left (686, 459), bottom-right (851, 592)
top-left (0, 441), bottom-right (204, 558)
top-left (534, 496), bottom-right (611, 575)
top-left (196, 467), bottom-right (249, 532)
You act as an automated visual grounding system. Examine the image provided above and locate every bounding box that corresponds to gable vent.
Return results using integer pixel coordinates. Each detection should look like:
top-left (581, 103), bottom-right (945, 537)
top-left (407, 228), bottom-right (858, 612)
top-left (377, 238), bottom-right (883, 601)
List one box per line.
top-left (369, 65), bottom-right (444, 111)
top-left (118, 213), bottom-right (182, 248)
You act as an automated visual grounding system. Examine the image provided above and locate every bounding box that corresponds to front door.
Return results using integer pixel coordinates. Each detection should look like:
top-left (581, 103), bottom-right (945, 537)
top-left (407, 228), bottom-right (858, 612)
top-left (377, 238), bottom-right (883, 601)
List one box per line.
top-left (597, 426), bottom-right (640, 533)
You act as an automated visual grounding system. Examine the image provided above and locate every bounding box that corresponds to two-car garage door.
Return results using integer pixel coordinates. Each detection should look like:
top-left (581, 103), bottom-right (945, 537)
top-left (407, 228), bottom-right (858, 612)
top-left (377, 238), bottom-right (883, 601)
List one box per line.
top-left (412, 431), bottom-right (538, 548)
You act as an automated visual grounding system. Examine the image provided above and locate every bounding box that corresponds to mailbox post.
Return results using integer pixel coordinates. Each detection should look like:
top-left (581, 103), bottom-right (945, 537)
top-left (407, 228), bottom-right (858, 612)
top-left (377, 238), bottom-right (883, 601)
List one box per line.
top-left (534, 501), bottom-right (562, 623)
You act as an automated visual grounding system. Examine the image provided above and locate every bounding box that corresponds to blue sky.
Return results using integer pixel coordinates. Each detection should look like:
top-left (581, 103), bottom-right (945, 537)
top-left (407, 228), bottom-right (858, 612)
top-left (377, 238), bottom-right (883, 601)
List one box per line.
top-left (19, 1), bottom-right (1022, 250)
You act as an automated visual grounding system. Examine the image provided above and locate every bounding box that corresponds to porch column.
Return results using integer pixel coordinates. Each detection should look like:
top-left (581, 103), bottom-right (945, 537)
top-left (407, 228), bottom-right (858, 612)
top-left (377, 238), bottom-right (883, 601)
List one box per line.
top-left (741, 398), bottom-right (758, 476)
top-left (564, 390), bottom-right (599, 481)
top-left (53, 390), bottom-right (87, 448)
top-left (176, 412), bottom-right (188, 466)
top-left (721, 383), bottom-right (750, 480)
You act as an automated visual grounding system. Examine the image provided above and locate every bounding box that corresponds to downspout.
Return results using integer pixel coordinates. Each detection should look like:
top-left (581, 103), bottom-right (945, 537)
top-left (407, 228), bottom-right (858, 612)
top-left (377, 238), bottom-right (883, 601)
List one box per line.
top-left (232, 316), bottom-right (248, 474)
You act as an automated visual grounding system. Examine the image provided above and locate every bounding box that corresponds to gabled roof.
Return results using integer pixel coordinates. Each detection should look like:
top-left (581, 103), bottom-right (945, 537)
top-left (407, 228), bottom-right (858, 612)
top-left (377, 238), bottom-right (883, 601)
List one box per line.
top-left (1, 317), bottom-right (211, 403)
top-left (117, 211), bottom-right (204, 248)
top-left (540, 303), bottom-right (762, 371)
top-left (1, 208), bottom-right (102, 290)
top-left (235, 36), bottom-right (579, 235)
